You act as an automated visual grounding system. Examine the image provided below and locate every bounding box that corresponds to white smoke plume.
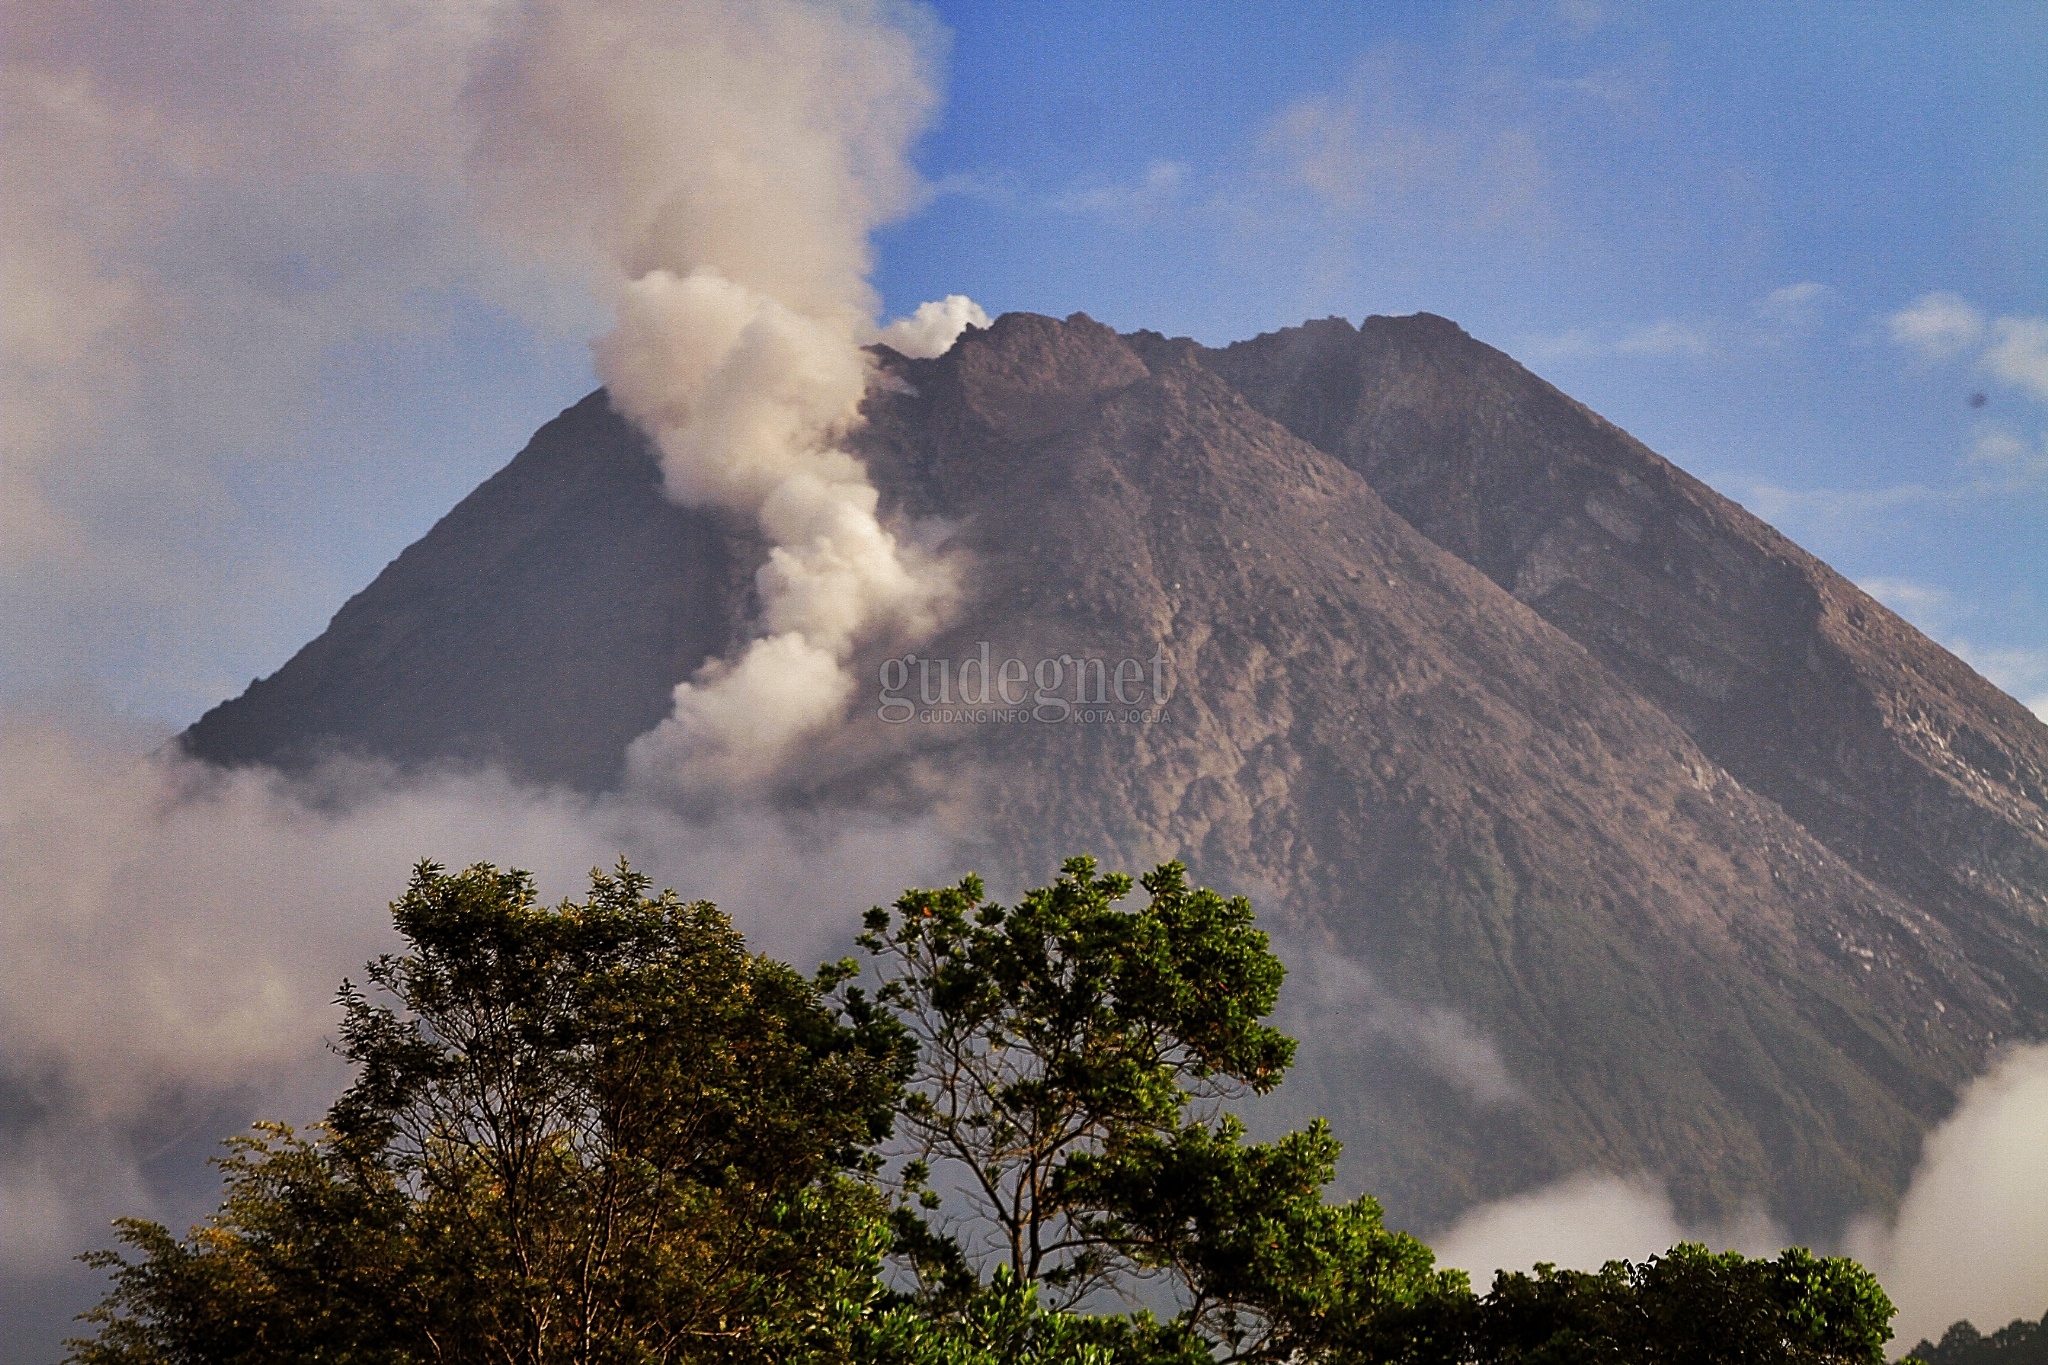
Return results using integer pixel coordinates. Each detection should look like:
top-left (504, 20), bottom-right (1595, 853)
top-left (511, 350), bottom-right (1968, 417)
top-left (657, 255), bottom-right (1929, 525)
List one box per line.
top-left (602, 275), bottom-right (956, 792)
top-left (3, 0), bottom-right (980, 743)
top-left (4, 9), bottom-right (985, 1352)
top-left (878, 293), bottom-right (992, 358)
top-left (458, 0), bottom-right (972, 796)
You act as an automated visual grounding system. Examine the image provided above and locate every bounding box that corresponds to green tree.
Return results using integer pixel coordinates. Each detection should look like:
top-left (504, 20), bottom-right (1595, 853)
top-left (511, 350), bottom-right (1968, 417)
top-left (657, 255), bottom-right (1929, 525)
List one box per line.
top-left (73, 1122), bottom-right (425, 1363)
top-left (854, 855), bottom-right (1466, 1361)
top-left (68, 852), bottom-right (1908, 1365)
top-left (851, 1267), bottom-right (1209, 1365)
top-left (1458, 1243), bottom-right (1898, 1365)
top-left (71, 859), bottom-right (909, 1365)
top-left (1903, 1309), bottom-right (2048, 1365)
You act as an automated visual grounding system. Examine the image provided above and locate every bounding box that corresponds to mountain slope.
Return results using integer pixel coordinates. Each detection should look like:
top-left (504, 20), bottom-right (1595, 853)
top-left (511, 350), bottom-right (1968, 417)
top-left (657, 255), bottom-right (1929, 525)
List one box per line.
top-left (834, 315), bottom-right (2026, 1229)
top-left (179, 311), bottom-right (2048, 1236)
top-left (1187, 313), bottom-right (2048, 1028)
top-left (184, 392), bottom-right (760, 789)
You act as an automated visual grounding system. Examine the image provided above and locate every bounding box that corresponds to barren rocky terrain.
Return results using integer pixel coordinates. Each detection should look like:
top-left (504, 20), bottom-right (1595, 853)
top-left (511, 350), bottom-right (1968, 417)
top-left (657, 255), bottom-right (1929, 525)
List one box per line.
top-left (184, 311), bottom-right (2048, 1236)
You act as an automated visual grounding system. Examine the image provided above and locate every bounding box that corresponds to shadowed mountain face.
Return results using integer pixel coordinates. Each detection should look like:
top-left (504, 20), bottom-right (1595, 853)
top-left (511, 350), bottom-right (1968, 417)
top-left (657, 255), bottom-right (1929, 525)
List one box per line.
top-left (182, 312), bottom-right (2048, 1237)
top-left (185, 393), bottom-right (763, 790)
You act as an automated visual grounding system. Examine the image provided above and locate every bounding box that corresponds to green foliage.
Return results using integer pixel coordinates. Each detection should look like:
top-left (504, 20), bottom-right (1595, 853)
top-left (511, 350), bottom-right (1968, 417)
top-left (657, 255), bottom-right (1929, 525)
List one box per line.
top-left (68, 852), bottom-right (1907, 1365)
top-left (1063, 1115), bottom-right (1463, 1361)
top-left (1454, 1243), bottom-right (1897, 1365)
top-left (72, 1123), bottom-right (422, 1364)
top-left (1904, 1310), bottom-right (2048, 1365)
top-left (856, 855), bottom-right (1465, 1360)
top-left (70, 859), bottom-right (909, 1365)
top-left (852, 1268), bottom-right (1210, 1365)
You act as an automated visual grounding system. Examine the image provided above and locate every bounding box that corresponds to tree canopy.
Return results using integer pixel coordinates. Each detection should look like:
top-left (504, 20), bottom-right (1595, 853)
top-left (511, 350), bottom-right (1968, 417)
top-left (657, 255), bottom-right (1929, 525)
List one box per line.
top-left (70, 855), bottom-right (1902, 1365)
top-left (1903, 1310), bottom-right (2048, 1365)
top-left (74, 860), bottom-right (908, 1364)
top-left (856, 855), bottom-right (1460, 1360)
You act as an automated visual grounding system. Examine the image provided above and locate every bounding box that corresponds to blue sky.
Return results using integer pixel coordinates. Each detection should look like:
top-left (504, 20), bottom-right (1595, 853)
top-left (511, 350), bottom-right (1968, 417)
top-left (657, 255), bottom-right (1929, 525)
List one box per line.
top-left (6, 0), bottom-right (2044, 722)
top-left (874, 0), bottom-right (2048, 712)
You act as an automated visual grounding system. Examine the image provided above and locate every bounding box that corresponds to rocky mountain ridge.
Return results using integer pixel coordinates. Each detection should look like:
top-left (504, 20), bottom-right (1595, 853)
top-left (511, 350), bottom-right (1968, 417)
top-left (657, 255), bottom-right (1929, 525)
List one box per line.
top-left (183, 310), bottom-right (2048, 1236)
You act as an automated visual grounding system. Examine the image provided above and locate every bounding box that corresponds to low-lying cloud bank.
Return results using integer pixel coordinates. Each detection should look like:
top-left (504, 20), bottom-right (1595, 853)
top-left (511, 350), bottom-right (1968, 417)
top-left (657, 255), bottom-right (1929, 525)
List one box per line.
top-left (6, 705), bottom-right (2046, 1352)
top-left (0, 709), bottom-right (962, 1283)
top-left (1430, 1046), bottom-right (2048, 1345)
top-left (1275, 939), bottom-right (1527, 1112)
top-left (1429, 1174), bottom-right (1784, 1285)
top-left (1846, 1045), bottom-right (2048, 1344)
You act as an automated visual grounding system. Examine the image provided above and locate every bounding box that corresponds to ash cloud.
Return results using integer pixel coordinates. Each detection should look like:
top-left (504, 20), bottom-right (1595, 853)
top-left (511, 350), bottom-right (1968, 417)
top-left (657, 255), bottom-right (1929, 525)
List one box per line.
top-left (3, 0), bottom-right (981, 742)
top-left (4, 14), bottom-right (986, 1352)
top-left (464, 0), bottom-right (972, 796)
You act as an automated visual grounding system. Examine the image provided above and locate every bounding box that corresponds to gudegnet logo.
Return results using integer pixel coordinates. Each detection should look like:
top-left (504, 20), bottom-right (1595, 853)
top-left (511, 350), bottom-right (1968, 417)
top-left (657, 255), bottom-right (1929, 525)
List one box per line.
top-left (877, 643), bottom-right (1172, 724)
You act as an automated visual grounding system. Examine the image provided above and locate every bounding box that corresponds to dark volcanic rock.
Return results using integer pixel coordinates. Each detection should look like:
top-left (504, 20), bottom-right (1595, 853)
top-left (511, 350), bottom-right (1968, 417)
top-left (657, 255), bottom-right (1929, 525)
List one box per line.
top-left (179, 312), bottom-right (2048, 1238)
top-left (184, 393), bottom-right (760, 790)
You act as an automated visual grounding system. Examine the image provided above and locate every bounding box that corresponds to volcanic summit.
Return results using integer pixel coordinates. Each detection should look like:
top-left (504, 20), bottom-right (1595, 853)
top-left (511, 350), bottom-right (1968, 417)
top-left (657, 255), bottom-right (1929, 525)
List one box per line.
top-left (185, 311), bottom-right (2048, 1236)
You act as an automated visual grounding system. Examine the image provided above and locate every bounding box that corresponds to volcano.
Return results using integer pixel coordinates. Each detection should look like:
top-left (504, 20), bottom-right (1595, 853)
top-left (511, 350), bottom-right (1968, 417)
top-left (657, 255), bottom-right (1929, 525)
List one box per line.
top-left (184, 311), bottom-right (2048, 1237)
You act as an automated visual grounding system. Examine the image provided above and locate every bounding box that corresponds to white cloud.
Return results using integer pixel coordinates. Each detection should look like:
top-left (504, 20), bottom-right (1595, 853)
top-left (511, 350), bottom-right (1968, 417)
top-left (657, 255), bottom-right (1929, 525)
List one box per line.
top-left (922, 168), bottom-right (1019, 205)
top-left (1429, 1173), bottom-right (1781, 1283)
top-left (1885, 293), bottom-right (2048, 405)
top-left (1251, 52), bottom-right (1549, 234)
top-left (1434, 1048), bottom-right (2048, 1346)
top-left (1857, 576), bottom-right (1955, 625)
top-left (1521, 290), bottom-right (1821, 370)
top-left (1732, 427), bottom-right (2047, 531)
top-left (0, 0), bottom-right (596, 717)
top-left (1888, 292), bottom-right (1987, 360)
top-left (1845, 1044), bottom-right (2048, 1345)
top-left (1615, 318), bottom-right (1714, 357)
top-left (0, 707), bottom-right (960, 1274)
top-left (1756, 280), bottom-right (1831, 331)
top-left (1516, 329), bottom-right (1600, 363)
top-left (1969, 425), bottom-right (2048, 478)
top-left (1985, 316), bottom-right (2048, 401)
top-left (1053, 159), bottom-right (1189, 224)
top-left (1518, 319), bottom-right (1714, 364)
top-left (1726, 479), bottom-right (1940, 527)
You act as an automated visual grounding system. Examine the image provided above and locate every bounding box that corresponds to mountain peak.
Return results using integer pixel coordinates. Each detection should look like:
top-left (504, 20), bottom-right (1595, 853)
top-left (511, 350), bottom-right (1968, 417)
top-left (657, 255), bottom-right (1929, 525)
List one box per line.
top-left (181, 310), bottom-right (2048, 1236)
